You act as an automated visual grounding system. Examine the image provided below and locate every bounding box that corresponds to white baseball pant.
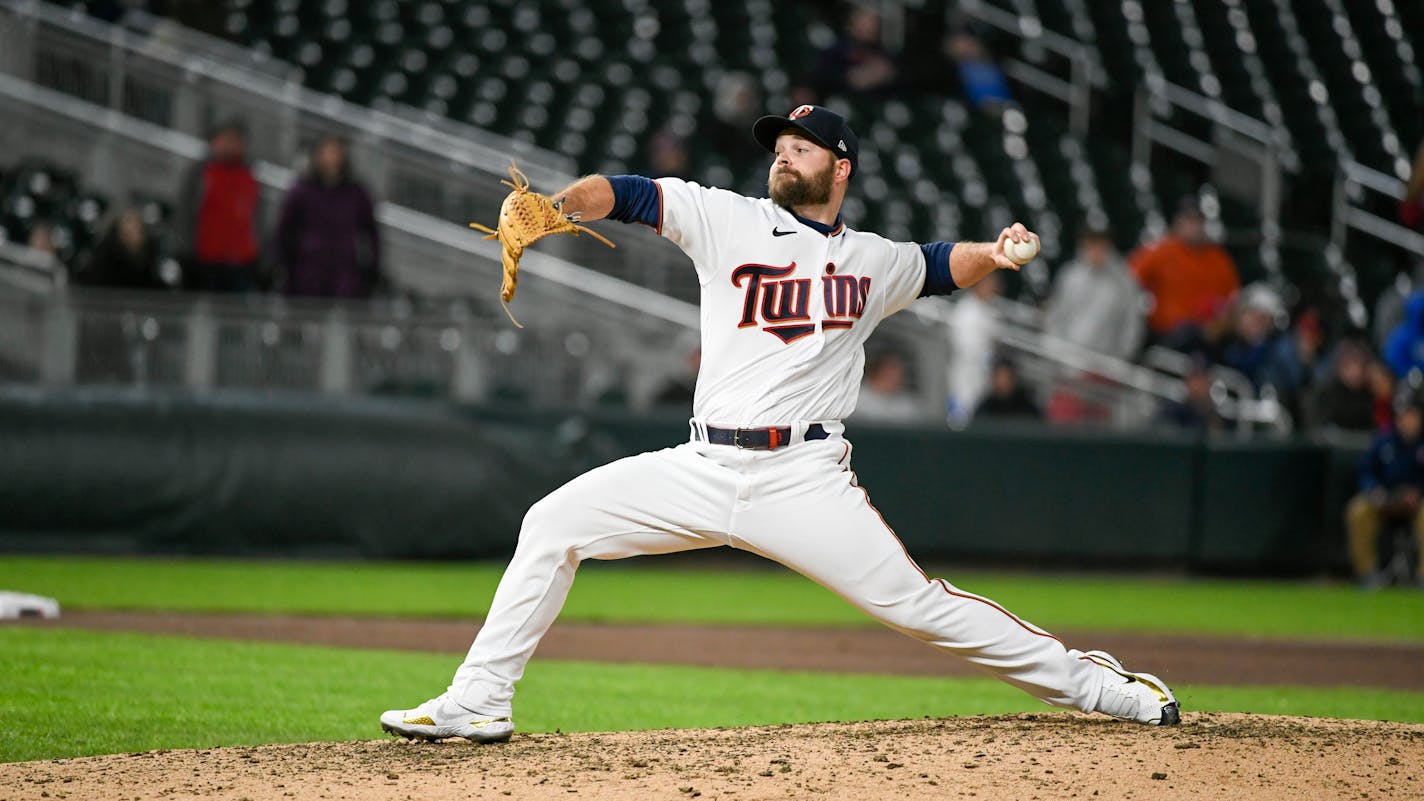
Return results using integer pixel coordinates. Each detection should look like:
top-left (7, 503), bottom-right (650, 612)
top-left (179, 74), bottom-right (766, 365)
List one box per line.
top-left (450, 432), bottom-right (1106, 717)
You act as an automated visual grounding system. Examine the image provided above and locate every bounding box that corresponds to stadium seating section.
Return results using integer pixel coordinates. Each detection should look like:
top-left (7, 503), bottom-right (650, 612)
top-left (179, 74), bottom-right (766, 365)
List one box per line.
top-left (1, 159), bottom-right (105, 265)
top-left (53, 0), bottom-right (1424, 313)
top-left (1, 158), bottom-right (172, 271)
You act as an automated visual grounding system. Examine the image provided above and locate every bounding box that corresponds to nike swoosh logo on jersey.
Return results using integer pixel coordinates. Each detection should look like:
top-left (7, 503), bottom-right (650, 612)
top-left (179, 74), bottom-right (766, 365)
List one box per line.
top-left (772, 228), bottom-right (796, 237)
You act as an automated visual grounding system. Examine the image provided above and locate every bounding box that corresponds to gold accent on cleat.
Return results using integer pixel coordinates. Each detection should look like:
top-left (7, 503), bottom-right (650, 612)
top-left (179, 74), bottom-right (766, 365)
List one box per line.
top-left (403, 716), bottom-right (436, 725)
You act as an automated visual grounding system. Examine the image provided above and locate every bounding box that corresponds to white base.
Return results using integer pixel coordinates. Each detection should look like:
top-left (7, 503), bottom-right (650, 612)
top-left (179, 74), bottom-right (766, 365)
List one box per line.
top-left (0, 591), bottom-right (61, 619)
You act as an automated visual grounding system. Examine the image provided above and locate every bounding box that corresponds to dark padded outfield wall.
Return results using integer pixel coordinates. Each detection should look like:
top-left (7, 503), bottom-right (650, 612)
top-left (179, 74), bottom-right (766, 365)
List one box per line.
top-left (0, 388), bottom-right (567, 557)
top-left (0, 388), bottom-right (1365, 572)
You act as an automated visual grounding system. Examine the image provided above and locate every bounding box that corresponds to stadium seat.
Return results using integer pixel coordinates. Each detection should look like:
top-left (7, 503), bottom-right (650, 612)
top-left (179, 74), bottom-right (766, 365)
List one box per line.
top-left (0, 159), bottom-right (86, 261)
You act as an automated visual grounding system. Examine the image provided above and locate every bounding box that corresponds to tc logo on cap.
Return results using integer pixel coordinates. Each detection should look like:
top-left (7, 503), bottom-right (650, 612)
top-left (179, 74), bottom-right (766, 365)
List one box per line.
top-left (789, 105), bottom-right (814, 119)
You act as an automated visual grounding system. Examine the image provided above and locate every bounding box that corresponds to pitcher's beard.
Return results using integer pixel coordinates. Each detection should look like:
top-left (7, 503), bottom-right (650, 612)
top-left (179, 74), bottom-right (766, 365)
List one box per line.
top-left (769, 164), bottom-right (833, 208)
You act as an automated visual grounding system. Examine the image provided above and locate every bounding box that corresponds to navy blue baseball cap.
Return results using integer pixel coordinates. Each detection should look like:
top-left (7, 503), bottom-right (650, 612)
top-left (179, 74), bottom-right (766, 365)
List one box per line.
top-left (752, 104), bottom-right (859, 177)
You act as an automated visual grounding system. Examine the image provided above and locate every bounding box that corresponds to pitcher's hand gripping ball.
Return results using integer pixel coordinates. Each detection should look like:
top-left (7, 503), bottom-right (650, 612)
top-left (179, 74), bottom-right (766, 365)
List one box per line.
top-left (469, 161), bottom-right (616, 326)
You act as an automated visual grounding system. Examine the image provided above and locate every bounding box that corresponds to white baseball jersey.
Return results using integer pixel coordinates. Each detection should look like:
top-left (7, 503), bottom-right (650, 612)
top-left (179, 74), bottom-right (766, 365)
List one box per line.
top-left (655, 177), bottom-right (926, 426)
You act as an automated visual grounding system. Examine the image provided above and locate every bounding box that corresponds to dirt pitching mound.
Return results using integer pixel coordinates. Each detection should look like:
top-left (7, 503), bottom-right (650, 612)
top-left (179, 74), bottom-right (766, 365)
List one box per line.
top-left (4, 713), bottom-right (1421, 801)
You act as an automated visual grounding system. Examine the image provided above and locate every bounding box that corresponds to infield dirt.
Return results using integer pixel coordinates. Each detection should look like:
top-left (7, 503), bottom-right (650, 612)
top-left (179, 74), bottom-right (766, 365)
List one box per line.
top-left (3, 713), bottom-right (1420, 801)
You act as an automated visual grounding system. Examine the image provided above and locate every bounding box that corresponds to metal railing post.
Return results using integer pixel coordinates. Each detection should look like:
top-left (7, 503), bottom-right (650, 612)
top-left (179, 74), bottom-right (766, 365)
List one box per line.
top-left (39, 288), bottom-right (76, 386)
top-left (450, 323), bottom-right (486, 402)
top-left (183, 297), bottom-right (216, 391)
top-left (318, 307), bottom-right (353, 393)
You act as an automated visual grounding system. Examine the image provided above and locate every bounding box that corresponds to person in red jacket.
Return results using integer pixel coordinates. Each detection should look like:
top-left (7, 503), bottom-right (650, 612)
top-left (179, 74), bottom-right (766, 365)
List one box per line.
top-left (173, 119), bottom-right (262, 292)
top-left (1129, 197), bottom-right (1240, 351)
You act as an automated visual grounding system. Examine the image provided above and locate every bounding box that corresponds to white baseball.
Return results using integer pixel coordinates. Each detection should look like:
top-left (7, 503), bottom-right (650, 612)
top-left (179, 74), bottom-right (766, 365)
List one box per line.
top-left (1005, 237), bottom-right (1039, 265)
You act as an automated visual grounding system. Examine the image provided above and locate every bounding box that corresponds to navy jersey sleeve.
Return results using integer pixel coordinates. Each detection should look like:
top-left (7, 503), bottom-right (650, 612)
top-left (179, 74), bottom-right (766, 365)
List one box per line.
top-left (918, 241), bottom-right (958, 297)
top-left (606, 175), bottom-right (661, 228)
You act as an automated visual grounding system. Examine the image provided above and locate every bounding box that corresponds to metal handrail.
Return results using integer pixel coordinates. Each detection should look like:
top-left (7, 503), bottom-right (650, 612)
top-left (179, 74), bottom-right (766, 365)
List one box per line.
top-left (905, 298), bottom-right (1180, 400)
top-left (955, 0), bottom-right (1106, 85)
top-left (0, 71), bottom-right (700, 331)
top-left (0, 71), bottom-right (204, 158)
top-left (907, 293), bottom-right (1290, 432)
top-left (1, 0), bottom-right (701, 306)
top-left (1344, 159), bottom-right (1409, 198)
top-left (954, 0), bottom-right (1103, 135)
top-left (0, 240), bottom-right (61, 294)
top-left (957, 0), bottom-right (1419, 281)
top-left (1155, 81), bottom-right (1291, 156)
top-left (0, 0), bottom-right (576, 187)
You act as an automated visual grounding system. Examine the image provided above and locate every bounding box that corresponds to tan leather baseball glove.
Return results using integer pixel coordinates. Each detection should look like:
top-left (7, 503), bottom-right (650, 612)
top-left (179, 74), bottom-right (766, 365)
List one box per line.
top-left (469, 161), bottom-right (615, 326)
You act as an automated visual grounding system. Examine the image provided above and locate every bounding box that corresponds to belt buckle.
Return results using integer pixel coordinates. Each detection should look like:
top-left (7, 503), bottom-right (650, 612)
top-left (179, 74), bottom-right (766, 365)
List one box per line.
top-left (732, 428), bottom-right (745, 448)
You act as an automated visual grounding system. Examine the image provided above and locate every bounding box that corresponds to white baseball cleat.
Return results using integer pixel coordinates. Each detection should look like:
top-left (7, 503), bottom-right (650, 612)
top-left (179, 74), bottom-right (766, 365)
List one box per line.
top-left (1084, 650), bottom-right (1181, 725)
top-left (0, 591), bottom-right (60, 619)
top-left (380, 693), bottom-right (514, 743)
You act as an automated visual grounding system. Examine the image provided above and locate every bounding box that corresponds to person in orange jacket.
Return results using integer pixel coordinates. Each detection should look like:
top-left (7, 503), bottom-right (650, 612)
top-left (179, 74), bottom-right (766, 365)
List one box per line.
top-left (1129, 197), bottom-right (1239, 351)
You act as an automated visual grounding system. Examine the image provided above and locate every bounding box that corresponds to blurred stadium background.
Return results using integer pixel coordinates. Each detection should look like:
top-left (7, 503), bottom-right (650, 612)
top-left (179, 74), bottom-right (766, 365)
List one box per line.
top-left (1, 0), bottom-right (1422, 580)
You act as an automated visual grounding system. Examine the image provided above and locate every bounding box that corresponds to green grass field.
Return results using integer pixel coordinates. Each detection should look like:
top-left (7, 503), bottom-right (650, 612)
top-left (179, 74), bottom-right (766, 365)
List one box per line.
top-left (3, 556), bottom-right (1422, 763)
top-left (4, 628), bottom-right (1422, 764)
top-left (5, 556), bottom-right (1423, 640)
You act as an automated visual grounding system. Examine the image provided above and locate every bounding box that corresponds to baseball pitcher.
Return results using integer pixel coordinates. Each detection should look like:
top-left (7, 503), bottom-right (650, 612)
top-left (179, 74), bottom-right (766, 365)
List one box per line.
top-left (381, 105), bottom-right (1179, 744)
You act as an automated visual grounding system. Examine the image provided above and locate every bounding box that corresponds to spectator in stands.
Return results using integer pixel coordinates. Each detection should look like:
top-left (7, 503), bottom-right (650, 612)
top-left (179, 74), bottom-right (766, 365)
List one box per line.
top-left (1372, 268), bottom-right (1422, 352)
top-left (1221, 283), bottom-right (1285, 389)
top-left (1042, 225), bottom-right (1144, 360)
top-left (1344, 395), bottom-right (1424, 588)
top-left (1400, 139), bottom-right (1424, 231)
top-left (648, 129), bottom-right (691, 179)
top-left (809, 6), bottom-right (899, 99)
top-left (1369, 360), bottom-right (1397, 432)
top-left (975, 357), bottom-right (1040, 421)
top-left (1129, 197), bottom-right (1240, 351)
top-left (1384, 290), bottom-right (1424, 380)
top-left (949, 32), bottom-right (1012, 112)
top-left (25, 221), bottom-right (58, 260)
top-left (707, 72), bottom-right (762, 157)
top-left (273, 135), bottom-right (381, 298)
top-left (1159, 353), bottom-right (1225, 433)
top-left (77, 208), bottom-right (164, 289)
top-left (1258, 308), bottom-right (1326, 423)
top-left (1307, 339), bottom-right (1379, 432)
top-left (853, 351), bottom-right (921, 423)
top-left (946, 270), bottom-right (1000, 426)
top-left (173, 119), bottom-right (262, 292)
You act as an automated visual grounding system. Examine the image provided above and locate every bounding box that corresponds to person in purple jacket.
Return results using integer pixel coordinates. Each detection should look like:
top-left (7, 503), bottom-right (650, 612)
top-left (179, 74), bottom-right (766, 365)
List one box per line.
top-left (274, 136), bottom-right (381, 298)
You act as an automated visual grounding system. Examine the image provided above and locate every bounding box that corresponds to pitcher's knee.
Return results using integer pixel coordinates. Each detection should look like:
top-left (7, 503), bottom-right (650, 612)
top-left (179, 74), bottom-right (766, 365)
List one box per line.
top-left (515, 494), bottom-right (582, 561)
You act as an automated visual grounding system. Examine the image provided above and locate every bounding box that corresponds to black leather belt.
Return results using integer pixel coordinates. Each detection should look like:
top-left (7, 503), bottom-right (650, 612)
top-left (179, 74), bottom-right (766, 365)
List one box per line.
top-left (699, 423), bottom-right (829, 450)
